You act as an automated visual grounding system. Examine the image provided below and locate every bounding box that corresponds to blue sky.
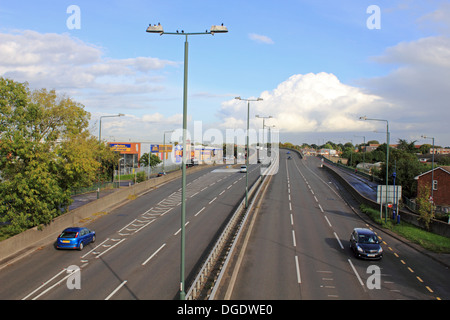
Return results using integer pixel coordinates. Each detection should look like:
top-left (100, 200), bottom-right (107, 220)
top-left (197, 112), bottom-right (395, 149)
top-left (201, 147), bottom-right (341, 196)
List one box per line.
top-left (1, 0), bottom-right (450, 147)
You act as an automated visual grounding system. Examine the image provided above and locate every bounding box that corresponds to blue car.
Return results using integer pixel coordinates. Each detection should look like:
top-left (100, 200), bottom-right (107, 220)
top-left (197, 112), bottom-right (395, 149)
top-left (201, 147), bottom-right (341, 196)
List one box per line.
top-left (56, 227), bottom-right (96, 251)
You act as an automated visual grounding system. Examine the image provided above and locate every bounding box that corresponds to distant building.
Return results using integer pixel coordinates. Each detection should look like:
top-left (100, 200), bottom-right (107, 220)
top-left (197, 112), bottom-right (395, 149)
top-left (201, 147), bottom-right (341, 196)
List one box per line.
top-left (108, 142), bottom-right (141, 169)
top-left (430, 148), bottom-right (450, 155)
top-left (414, 166), bottom-right (450, 213)
top-left (319, 149), bottom-right (338, 156)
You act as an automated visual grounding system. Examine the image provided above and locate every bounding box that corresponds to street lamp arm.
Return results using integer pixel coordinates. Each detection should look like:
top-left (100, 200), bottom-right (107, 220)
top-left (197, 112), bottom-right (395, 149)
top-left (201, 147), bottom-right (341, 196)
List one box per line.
top-left (147, 24), bottom-right (228, 36)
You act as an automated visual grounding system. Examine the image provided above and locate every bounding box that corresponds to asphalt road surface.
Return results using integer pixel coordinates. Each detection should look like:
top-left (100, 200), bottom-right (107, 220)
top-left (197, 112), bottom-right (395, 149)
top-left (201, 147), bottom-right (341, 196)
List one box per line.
top-left (0, 164), bottom-right (261, 300)
top-left (225, 150), bottom-right (450, 300)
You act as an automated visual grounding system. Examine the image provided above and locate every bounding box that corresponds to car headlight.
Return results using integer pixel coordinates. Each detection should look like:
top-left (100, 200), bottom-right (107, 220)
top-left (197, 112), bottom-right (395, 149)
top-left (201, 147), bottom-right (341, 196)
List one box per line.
top-left (357, 245), bottom-right (364, 253)
top-left (378, 247), bottom-right (383, 253)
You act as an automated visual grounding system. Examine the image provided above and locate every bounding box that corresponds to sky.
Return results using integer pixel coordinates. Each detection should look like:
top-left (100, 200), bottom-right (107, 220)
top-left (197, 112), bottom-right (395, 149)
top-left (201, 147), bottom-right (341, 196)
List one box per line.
top-left (1, 0), bottom-right (450, 148)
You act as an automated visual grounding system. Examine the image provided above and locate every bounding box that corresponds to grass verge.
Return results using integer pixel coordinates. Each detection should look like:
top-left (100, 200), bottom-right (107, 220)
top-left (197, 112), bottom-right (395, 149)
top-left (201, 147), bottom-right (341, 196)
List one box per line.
top-left (359, 204), bottom-right (450, 254)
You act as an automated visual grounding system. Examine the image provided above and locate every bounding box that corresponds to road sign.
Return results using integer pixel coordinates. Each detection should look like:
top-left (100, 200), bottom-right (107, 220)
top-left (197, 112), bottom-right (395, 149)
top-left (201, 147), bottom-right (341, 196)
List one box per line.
top-left (377, 185), bottom-right (402, 204)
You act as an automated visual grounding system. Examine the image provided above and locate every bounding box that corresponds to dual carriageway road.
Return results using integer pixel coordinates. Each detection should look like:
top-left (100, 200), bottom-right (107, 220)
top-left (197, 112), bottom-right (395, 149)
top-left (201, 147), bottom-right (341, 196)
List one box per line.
top-left (1, 149), bottom-right (449, 300)
top-left (218, 151), bottom-right (450, 300)
top-left (0, 164), bottom-right (260, 300)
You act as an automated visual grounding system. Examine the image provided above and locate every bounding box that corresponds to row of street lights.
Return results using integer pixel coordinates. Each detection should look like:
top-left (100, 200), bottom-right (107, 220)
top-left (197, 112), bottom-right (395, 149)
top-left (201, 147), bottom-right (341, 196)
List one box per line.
top-left (234, 97), bottom-right (263, 208)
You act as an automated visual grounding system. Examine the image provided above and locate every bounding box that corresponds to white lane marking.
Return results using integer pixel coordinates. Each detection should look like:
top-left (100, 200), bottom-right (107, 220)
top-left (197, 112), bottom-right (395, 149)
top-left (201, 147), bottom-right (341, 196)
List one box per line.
top-left (81, 238), bottom-right (110, 258)
top-left (348, 259), bottom-right (365, 288)
top-left (174, 222), bottom-right (190, 236)
top-left (194, 207), bottom-right (206, 217)
top-left (324, 216), bottom-right (332, 227)
top-left (142, 243), bottom-right (167, 266)
top-left (95, 239), bottom-right (126, 259)
top-left (209, 197), bottom-right (217, 204)
top-left (295, 256), bottom-right (302, 284)
top-left (292, 230), bottom-right (297, 247)
top-left (105, 281), bottom-right (128, 300)
top-left (334, 232), bottom-right (344, 249)
top-left (22, 269), bottom-right (66, 300)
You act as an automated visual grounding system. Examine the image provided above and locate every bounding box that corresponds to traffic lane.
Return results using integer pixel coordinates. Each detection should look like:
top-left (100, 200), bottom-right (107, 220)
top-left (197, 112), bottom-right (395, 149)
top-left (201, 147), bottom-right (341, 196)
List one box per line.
top-left (296, 156), bottom-right (417, 299)
top-left (7, 165), bottom-right (225, 300)
top-left (230, 157), bottom-right (300, 299)
top-left (298, 156), bottom-right (445, 299)
top-left (37, 165), bottom-right (261, 299)
top-left (287, 152), bottom-right (406, 300)
top-left (106, 165), bottom-right (262, 299)
top-left (286, 156), bottom-right (370, 300)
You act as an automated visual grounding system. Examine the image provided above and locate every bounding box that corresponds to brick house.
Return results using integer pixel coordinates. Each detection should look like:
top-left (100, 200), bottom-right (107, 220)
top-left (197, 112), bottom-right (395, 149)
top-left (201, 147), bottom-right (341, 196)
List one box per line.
top-left (414, 166), bottom-right (450, 213)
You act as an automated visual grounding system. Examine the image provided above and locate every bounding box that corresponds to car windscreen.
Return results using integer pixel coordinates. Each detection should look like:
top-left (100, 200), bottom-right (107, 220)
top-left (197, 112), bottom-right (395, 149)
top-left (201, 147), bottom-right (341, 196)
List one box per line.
top-left (358, 234), bottom-right (379, 244)
top-left (60, 231), bottom-right (78, 238)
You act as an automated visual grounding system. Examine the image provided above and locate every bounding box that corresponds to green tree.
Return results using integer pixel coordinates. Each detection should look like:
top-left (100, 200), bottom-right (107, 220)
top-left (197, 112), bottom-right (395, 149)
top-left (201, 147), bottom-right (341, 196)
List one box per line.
top-left (0, 78), bottom-right (117, 234)
top-left (139, 152), bottom-right (162, 168)
top-left (416, 182), bottom-right (435, 230)
top-left (397, 139), bottom-right (417, 153)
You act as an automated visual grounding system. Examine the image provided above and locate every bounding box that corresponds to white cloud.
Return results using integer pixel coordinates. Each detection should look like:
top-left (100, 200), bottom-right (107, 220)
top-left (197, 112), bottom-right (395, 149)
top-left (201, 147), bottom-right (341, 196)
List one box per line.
top-left (91, 111), bottom-right (190, 142)
top-left (217, 72), bottom-right (384, 134)
top-left (0, 30), bottom-right (177, 94)
top-left (361, 35), bottom-right (450, 141)
top-left (248, 33), bottom-right (274, 44)
top-left (417, 2), bottom-right (450, 34)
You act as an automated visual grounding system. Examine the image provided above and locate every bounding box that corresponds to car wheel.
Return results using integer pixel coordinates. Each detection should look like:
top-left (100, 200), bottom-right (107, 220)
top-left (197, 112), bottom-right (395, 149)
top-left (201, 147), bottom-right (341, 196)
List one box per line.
top-left (78, 241), bottom-right (84, 251)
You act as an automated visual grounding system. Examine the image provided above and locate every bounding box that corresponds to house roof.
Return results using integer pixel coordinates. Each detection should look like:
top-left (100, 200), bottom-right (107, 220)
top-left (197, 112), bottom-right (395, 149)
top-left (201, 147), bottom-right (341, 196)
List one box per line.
top-left (414, 166), bottom-right (450, 180)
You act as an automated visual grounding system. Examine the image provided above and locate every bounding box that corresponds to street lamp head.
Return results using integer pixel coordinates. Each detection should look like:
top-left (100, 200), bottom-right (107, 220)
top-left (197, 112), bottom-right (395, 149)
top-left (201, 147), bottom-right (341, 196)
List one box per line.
top-left (257, 98), bottom-right (263, 101)
top-left (210, 24), bottom-right (228, 35)
top-left (235, 96), bottom-right (241, 100)
top-left (359, 116), bottom-right (367, 120)
top-left (118, 113), bottom-right (125, 117)
top-left (146, 23), bottom-right (164, 34)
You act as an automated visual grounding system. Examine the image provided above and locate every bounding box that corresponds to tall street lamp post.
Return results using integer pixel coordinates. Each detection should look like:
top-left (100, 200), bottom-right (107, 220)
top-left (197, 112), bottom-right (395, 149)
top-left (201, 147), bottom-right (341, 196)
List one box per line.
top-left (360, 116), bottom-right (389, 222)
top-left (235, 97), bottom-right (263, 208)
top-left (99, 113), bottom-right (125, 142)
top-left (146, 23), bottom-right (227, 300)
top-left (98, 114), bottom-right (124, 198)
top-left (255, 115), bottom-right (273, 151)
top-left (163, 130), bottom-right (174, 173)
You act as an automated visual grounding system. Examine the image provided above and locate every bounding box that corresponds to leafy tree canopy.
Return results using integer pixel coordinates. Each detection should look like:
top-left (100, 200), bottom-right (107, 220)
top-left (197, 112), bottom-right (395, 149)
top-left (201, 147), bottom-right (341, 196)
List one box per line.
top-left (0, 78), bottom-right (118, 234)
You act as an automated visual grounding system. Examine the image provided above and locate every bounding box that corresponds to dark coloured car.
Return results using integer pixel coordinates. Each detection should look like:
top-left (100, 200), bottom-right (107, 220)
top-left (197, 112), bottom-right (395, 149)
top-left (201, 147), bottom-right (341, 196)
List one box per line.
top-left (56, 227), bottom-right (96, 251)
top-left (349, 228), bottom-right (383, 260)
